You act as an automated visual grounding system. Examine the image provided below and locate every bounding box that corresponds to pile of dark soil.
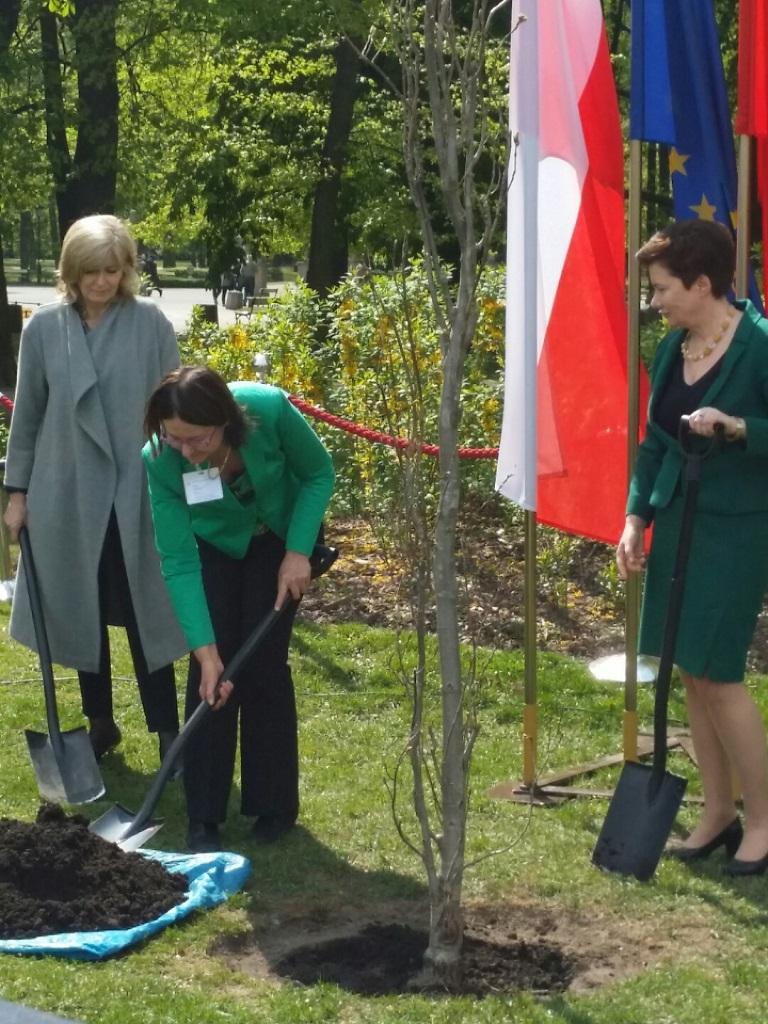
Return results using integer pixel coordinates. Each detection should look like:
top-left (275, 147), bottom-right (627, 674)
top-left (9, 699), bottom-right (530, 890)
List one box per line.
top-left (0, 804), bottom-right (187, 939)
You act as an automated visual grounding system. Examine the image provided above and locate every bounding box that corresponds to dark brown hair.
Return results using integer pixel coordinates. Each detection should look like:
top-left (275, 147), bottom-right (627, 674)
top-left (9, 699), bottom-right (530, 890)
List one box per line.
top-left (636, 219), bottom-right (735, 297)
top-left (144, 366), bottom-right (249, 451)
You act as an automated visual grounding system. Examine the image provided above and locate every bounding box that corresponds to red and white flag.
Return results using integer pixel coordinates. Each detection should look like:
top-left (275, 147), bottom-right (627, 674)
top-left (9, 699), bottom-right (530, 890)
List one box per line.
top-left (736, 0), bottom-right (768, 308)
top-left (496, 0), bottom-right (638, 545)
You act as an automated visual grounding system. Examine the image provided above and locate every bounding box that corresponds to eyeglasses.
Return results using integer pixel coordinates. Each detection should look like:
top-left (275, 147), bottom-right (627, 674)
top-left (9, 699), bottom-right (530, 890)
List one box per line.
top-left (160, 425), bottom-right (219, 452)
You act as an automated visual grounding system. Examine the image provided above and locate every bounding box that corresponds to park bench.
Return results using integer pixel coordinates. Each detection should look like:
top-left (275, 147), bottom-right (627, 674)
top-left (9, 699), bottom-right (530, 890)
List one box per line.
top-left (234, 287), bottom-right (278, 323)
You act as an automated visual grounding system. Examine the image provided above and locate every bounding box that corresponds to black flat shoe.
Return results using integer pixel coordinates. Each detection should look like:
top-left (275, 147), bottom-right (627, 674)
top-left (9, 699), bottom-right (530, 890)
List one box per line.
top-left (250, 815), bottom-right (295, 845)
top-left (88, 717), bottom-right (122, 761)
top-left (667, 818), bottom-right (743, 863)
top-left (187, 821), bottom-right (221, 853)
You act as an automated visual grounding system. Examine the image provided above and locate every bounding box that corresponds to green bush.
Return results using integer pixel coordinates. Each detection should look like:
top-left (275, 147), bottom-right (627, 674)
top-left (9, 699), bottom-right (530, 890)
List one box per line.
top-left (177, 266), bottom-right (505, 518)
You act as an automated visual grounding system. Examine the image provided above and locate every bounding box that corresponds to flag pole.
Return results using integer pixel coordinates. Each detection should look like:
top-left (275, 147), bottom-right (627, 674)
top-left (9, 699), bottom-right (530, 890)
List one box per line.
top-left (522, 508), bottom-right (538, 786)
top-left (624, 137), bottom-right (643, 763)
top-left (735, 134), bottom-right (752, 296)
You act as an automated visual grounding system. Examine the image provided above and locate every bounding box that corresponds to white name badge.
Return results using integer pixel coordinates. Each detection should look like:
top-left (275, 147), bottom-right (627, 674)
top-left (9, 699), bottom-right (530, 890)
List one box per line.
top-left (182, 469), bottom-right (224, 505)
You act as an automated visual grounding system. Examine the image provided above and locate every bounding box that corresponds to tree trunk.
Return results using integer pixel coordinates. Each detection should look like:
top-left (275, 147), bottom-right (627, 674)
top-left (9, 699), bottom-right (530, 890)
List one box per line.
top-left (41, 0), bottom-right (119, 239)
top-left (0, 229), bottom-right (18, 387)
top-left (0, 0), bottom-right (20, 57)
top-left (425, 293), bottom-right (476, 988)
top-left (19, 211), bottom-right (33, 273)
top-left (306, 36), bottom-right (360, 298)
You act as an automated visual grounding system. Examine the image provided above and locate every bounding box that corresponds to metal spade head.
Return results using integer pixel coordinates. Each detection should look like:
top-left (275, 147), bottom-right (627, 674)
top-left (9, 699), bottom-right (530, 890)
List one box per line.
top-left (592, 761), bottom-right (687, 881)
top-left (88, 803), bottom-right (163, 852)
top-left (25, 726), bottom-right (106, 805)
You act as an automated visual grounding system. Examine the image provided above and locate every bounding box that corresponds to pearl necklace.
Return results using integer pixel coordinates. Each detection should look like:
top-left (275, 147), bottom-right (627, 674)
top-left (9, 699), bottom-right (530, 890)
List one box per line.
top-left (681, 307), bottom-right (734, 362)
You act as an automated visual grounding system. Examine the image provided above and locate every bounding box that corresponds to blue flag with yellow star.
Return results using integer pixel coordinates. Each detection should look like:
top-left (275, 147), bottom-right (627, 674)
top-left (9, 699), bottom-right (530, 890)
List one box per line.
top-left (630, 0), bottom-right (762, 309)
top-left (629, 0), bottom-right (734, 220)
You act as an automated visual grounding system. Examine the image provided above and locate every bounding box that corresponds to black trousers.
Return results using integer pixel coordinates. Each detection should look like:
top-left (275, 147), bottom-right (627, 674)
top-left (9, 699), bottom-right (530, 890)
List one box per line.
top-left (77, 510), bottom-right (179, 733)
top-left (183, 531), bottom-right (299, 825)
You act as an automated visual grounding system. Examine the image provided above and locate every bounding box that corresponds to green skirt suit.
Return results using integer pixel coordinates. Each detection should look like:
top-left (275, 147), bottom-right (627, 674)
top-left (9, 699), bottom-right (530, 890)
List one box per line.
top-left (629, 301), bottom-right (768, 682)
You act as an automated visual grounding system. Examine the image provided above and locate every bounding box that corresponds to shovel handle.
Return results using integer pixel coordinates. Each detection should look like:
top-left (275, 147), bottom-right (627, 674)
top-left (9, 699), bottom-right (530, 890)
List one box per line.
top-left (649, 419), bottom-right (725, 796)
top-left (18, 527), bottom-right (66, 762)
top-left (120, 543), bottom-right (339, 840)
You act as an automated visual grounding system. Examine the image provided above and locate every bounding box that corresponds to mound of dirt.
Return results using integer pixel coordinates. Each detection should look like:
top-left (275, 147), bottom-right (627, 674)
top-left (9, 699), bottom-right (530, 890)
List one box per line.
top-left (0, 804), bottom-right (187, 939)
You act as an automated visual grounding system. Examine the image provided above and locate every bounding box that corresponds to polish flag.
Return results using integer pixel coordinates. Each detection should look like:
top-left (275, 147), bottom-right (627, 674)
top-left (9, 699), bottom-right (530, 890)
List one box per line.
top-left (736, 0), bottom-right (768, 307)
top-left (495, 0), bottom-right (639, 545)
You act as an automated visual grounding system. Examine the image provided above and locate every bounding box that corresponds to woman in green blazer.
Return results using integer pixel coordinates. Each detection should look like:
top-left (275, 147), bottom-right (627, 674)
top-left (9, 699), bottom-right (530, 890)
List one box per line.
top-left (617, 220), bottom-right (768, 877)
top-left (143, 366), bottom-right (335, 852)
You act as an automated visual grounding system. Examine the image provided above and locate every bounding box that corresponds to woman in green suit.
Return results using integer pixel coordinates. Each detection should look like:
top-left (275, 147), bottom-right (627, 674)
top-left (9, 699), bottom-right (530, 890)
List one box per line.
top-left (143, 366), bottom-right (334, 852)
top-left (617, 219), bottom-right (768, 876)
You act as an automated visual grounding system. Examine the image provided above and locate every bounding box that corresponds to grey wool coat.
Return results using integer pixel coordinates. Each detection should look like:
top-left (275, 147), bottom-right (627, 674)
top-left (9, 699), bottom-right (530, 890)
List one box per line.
top-left (4, 297), bottom-right (188, 673)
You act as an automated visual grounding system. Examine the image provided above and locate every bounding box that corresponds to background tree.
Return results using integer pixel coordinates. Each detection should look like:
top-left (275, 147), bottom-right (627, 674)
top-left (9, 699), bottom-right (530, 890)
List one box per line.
top-left (41, 0), bottom-right (119, 236)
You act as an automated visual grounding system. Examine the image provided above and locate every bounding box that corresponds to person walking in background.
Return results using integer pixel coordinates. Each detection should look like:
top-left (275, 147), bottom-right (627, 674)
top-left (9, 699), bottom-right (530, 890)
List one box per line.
top-left (143, 366), bottom-right (334, 852)
top-left (617, 219), bottom-right (768, 876)
top-left (220, 265), bottom-right (237, 307)
top-left (3, 214), bottom-right (185, 764)
top-left (240, 254), bottom-right (257, 298)
top-left (144, 252), bottom-right (162, 296)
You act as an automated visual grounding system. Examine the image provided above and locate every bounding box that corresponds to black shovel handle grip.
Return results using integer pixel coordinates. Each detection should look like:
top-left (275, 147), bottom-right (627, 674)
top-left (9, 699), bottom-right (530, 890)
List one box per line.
top-left (121, 543), bottom-right (338, 839)
top-left (18, 527), bottom-right (65, 760)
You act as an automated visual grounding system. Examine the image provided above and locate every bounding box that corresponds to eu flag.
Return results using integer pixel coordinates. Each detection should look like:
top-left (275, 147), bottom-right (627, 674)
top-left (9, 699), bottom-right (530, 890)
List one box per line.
top-left (630, 0), bottom-right (762, 308)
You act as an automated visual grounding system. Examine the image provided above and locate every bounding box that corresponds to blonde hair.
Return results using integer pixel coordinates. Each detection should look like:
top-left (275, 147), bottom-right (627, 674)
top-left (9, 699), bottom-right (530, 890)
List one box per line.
top-left (57, 214), bottom-right (140, 302)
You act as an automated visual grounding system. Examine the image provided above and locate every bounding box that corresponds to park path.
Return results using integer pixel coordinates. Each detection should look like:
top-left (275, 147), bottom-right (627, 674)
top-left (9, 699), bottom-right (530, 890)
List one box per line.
top-left (6, 284), bottom-right (286, 335)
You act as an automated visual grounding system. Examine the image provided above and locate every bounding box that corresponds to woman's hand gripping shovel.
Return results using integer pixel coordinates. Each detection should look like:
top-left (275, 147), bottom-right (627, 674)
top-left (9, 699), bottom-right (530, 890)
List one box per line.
top-left (20, 526), bottom-right (106, 805)
top-left (592, 416), bottom-right (724, 881)
top-left (89, 544), bottom-right (339, 851)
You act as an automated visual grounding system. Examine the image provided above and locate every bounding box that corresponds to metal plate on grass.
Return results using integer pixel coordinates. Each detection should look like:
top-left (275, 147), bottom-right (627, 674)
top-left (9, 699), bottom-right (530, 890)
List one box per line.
top-left (588, 653), bottom-right (659, 684)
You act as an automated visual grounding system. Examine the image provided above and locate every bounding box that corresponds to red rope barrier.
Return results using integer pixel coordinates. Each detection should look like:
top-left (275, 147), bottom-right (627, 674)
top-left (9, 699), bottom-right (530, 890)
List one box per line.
top-left (0, 389), bottom-right (500, 461)
top-left (287, 395), bottom-right (499, 461)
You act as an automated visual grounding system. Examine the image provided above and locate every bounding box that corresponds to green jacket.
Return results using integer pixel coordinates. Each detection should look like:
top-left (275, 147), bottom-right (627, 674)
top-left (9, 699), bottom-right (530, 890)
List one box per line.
top-left (143, 382), bottom-right (335, 649)
top-left (627, 300), bottom-right (768, 523)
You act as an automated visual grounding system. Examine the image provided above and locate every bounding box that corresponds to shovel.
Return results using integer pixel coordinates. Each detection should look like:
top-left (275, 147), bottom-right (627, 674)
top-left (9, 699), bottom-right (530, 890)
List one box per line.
top-left (592, 417), bottom-right (723, 881)
top-left (20, 526), bottom-right (106, 805)
top-left (90, 543), bottom-right (338, 850)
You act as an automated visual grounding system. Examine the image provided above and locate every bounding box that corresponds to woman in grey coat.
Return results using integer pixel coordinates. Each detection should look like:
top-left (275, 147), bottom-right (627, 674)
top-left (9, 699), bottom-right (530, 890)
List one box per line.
top-left (3, 215), bottom-right (187, 762)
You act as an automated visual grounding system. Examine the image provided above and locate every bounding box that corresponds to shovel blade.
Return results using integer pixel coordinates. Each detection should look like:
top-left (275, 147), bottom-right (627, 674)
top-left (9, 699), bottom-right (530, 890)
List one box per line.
top-left (89, 803), bottom-right (163, 852)
top-left (25, 727), bottom-right (105, 805)
top-left (592, 762), bottom-right (687, 881)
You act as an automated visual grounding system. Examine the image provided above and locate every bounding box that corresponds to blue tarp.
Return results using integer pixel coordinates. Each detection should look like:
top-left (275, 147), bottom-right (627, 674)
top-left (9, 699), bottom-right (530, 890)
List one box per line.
top-left (0, 849), bottom-right (251, 960)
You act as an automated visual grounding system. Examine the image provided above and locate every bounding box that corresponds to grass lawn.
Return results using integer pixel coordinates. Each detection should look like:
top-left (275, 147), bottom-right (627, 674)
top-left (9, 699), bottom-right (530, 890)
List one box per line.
top-left (1, 597), bottom-right (768, 1023)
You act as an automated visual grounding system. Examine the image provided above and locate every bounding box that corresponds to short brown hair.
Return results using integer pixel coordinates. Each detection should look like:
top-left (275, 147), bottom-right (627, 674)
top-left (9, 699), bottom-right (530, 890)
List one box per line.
top-left (144, 366), bottom-right (249, 451)
top-left (636, 219), bottom-right (735, 297)
top-left (57, 214), bottom-right (140, 302)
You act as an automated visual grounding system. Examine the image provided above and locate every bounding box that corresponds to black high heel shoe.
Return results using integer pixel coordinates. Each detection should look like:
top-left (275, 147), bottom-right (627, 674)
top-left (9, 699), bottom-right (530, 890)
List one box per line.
top-left (667, 818), bottom-right (743, 863)
top-left (724, 848), bottom-right (768, 877)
